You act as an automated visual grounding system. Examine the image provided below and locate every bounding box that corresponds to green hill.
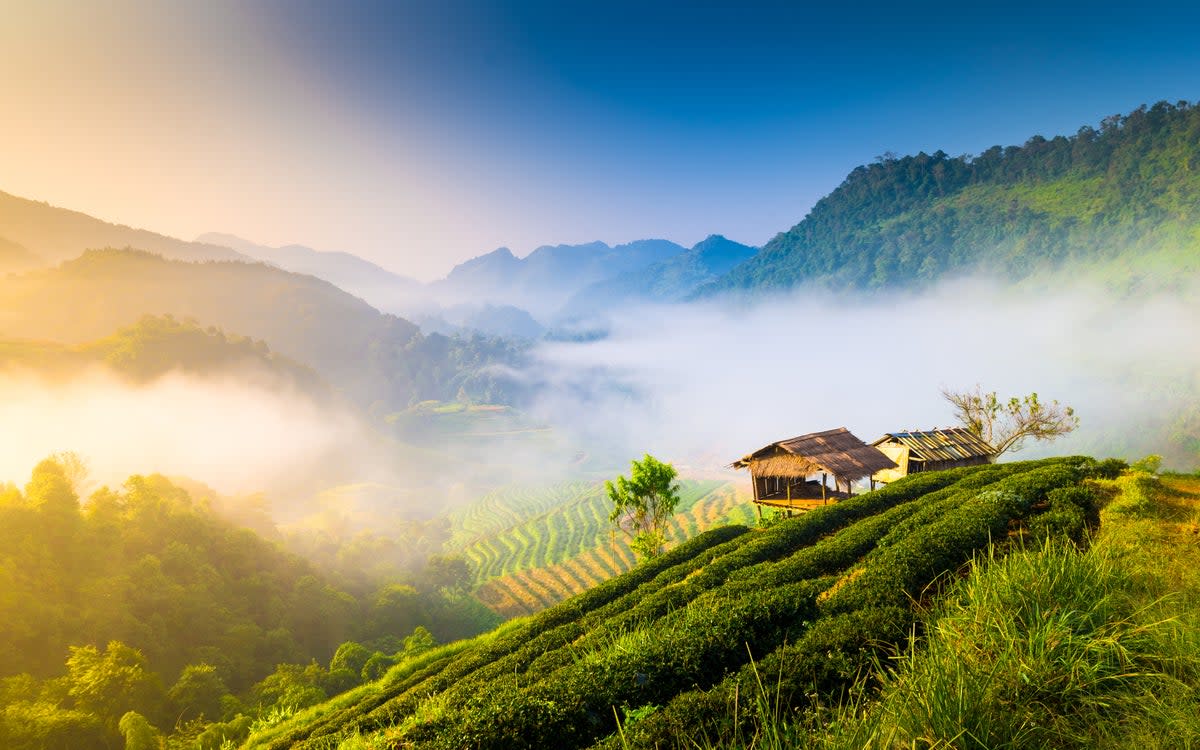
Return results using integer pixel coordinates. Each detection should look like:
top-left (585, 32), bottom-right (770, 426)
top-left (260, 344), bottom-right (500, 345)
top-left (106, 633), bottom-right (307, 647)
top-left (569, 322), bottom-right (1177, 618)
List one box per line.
top-left (444, 480), bottom-right (755, 618)
top-left (0, 314), bottom-right (327, 395)
top-left (703, 100), bottom-right (1200, 295)
top-left (0, 249), bottom-right (526, 411)
top-left (240, 456), bottom-right (1106, 750)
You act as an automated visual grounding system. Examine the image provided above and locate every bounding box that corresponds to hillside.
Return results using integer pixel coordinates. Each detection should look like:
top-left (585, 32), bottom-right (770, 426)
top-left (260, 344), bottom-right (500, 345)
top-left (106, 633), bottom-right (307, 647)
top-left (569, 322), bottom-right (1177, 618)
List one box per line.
top-left (562, 234), bottom-right (757, 319)
top-left (240, 455), bottom-right (1106, 750)
top-left (0, 249), bottom-right (526, 410)
top-left (0, 189), bottom-right (246, 271)
top-left (197, 233), bottom-right (428, 315)
top-left (0, 458), bottom-right (504, 750)
top-left (703, 101), bottom-right (1200, 294)
top-left (0, 314), bottom-right (327, 395)
top-left (444, 480), bottom-right (755, 618)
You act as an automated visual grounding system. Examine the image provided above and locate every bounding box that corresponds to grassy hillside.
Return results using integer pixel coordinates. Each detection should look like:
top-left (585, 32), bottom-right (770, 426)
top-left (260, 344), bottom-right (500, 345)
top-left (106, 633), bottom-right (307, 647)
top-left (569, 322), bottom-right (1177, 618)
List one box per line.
top-left (728, 470), bottom-right (1200, 749)
top-left (0, 249), bottom-right (526, 410)
top-left (445, 480), bottom-right (755, 617)
top-left (240, 456), bottom-right (1105, 750)
top-left (704, 100), bottom-right (1200, 294)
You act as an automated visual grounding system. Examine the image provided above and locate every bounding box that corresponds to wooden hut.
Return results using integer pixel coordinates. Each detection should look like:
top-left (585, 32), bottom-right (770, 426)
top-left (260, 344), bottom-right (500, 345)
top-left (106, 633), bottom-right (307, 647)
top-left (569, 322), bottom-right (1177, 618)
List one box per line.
top-left (870, 428), bottom-right (996, 484)
top-left (732, 428), bottom-right (897, 515)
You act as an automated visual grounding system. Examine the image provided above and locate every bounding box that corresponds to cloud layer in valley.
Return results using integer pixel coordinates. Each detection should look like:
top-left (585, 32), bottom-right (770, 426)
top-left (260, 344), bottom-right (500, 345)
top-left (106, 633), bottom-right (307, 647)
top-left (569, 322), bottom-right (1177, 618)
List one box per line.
top-left (523, 277), bottom-right (1200, 470)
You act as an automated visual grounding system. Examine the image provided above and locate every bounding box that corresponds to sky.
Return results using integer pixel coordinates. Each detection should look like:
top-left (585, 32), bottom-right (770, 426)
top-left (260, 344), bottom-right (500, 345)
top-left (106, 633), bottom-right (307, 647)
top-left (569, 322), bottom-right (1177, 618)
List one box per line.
top-left (2, 0), bottom-right (1200, 280)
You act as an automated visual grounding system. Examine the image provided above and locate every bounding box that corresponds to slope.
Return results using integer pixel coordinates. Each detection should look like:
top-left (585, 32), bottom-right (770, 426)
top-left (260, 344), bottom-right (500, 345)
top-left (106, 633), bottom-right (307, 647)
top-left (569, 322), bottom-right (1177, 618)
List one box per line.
top-left (703, 100), bottom-right (1200, 295)
top-left (197, 232), bottom-right (428, 315)
top-left (0, 188), bottom-right (247, 268)
top-left (241, 455), bottom-right (1106, 750)
top-left (445, 479), bottom-right (756, 618)
top-left (0, 249), bottom-right (525, 410)
top-left (0, 314), bottom-right (327, 396)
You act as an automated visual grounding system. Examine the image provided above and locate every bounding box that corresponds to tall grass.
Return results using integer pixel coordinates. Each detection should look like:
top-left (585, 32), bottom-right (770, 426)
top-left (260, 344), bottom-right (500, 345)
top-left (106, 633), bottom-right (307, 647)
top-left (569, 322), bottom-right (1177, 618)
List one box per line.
top-left (706, 473), bottom-right (1200, 750)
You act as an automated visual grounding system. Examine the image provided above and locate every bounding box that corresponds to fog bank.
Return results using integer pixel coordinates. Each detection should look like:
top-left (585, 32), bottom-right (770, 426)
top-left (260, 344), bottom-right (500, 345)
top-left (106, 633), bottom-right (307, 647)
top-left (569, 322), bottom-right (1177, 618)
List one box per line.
top-left (0, 369), bottom-right (372, 497)
top-left (524, 278), bottom-right (1200, 470)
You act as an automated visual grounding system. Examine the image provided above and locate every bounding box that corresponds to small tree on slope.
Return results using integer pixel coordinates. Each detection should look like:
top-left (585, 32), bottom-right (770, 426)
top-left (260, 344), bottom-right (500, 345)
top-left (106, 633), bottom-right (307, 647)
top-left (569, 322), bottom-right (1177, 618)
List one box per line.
top-left (605, 454), bottom-right (681, 561)
top-left (942, 385), bottom-right (1079, 456)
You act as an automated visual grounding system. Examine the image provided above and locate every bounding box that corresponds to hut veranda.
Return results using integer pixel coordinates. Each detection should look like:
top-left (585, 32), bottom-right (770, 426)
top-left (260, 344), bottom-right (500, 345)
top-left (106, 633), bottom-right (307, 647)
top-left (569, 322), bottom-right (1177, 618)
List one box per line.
top-left (733, 427), bottom-right (998, 517)
top-left (731, 428), bottom-right (897, 517)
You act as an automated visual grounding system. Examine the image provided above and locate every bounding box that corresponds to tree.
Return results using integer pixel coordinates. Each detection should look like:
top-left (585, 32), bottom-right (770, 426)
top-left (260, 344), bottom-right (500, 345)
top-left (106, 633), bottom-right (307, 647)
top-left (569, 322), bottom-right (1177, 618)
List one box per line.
top-left (605, 454), bottom-right (681, 561)
top-left (942, 385), bottom-right (1079, 456)
top-left (167, 663), bottom-right (227, 723)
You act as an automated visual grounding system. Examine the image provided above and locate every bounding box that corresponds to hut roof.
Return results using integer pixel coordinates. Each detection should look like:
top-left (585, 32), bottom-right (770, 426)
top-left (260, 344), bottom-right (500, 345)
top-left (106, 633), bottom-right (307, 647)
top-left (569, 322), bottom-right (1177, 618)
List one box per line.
top-left (872, 427), bottom-right (996, 462)
top-left (732, 427), bottom-right (897, 480)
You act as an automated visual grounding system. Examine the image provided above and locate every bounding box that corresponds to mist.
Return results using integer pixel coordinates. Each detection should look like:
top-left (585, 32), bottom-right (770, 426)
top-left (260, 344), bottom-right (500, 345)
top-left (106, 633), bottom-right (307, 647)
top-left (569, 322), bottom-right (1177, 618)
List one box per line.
top-left (522, 277), bottom-right (1200, 471)
top-left (0, 368), bottom-right (377, 500)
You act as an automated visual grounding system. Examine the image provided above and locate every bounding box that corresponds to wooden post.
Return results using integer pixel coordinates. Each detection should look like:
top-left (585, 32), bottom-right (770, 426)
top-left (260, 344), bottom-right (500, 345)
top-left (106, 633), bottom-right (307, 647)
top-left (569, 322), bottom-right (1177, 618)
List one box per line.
top-left (821, 472), bottom-right (827, 503)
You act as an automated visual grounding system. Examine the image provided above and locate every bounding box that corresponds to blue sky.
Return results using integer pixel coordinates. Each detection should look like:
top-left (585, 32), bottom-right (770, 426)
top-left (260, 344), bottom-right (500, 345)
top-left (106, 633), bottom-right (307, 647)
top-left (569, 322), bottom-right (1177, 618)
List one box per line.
top-left (3, 0), bottom-right (1199, 278)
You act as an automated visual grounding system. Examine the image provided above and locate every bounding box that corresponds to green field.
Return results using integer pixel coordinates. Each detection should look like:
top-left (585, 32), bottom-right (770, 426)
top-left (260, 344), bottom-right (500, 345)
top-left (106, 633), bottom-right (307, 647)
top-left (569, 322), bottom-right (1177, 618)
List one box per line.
top-left (240, 456), bottom-right (1103, 750)
top-left (445, 479), bottom-right (755, 617)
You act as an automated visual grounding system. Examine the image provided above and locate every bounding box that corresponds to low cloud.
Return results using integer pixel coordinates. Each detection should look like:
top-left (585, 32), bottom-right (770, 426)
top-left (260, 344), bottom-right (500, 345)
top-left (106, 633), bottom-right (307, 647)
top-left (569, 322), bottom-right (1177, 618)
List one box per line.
top-left (524, 277), bottom-right (1200, 470)
top-left (0, 368), bottom-right (370, 497)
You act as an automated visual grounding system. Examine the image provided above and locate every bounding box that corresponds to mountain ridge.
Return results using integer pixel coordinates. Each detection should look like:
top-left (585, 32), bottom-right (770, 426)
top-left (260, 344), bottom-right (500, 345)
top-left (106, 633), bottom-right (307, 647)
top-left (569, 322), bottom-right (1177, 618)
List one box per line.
top-left (700, 100), bottom-right (1200, 296)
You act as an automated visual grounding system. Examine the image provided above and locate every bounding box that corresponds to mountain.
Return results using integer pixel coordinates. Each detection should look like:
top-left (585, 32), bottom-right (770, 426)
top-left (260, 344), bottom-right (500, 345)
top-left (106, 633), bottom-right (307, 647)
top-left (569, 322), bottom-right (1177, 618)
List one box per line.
top-left (415, 302), bottom-right (547, 340)
top-left (562, 234), bottom-right (757, 318)
top-left (197, 232), bottom-right (428, 314)
top-left (702, 100), bottom-right (1200, 295)
top-left (0, 249), bottom-right (526, 410)
top-left (0, 189), bottom-right (247, 268)
top-left (0, 314), bottom-right (328, 395)
top-left (0, 235), bottom-right (41, 273)
top-left (434, 238), bottom-right (687, 318)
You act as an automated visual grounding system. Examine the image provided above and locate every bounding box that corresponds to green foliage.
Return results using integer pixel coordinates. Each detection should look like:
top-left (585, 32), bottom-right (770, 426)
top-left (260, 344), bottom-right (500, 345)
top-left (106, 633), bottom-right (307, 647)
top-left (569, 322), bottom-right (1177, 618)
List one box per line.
top-left (168, 664), bottom-right (229, 724)
top-left (65, 641), bottom-right (164, 729)
top-left (1131, 454), bottom-right (1164, 474)
top-left (606, 455), bottom-right (682, 560)
top-left (118, 710), bottom-right (160, 750)
top-left (943, 385), bottom-right (1079, 455)
top-left (704, 100), bottom-right (1200, 295)
top-left (243, 458), bottom-right (1099, 750)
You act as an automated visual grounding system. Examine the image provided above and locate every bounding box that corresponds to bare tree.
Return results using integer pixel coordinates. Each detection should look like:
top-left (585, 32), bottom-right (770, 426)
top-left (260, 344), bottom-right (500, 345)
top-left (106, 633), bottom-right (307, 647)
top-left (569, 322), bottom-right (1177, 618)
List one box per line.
top-left (941, 385), bottom-right (1079, 456)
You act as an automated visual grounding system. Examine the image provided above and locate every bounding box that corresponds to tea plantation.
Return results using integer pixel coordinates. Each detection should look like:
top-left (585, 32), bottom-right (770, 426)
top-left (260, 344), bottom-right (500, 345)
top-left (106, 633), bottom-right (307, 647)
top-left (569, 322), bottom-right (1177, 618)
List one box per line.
top-left (242, 456), bottom-right (1105, 750)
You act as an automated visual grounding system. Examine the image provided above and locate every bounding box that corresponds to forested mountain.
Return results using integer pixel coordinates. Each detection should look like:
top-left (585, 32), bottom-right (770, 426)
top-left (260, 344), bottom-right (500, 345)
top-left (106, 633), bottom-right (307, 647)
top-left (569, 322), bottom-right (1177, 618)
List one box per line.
top-left (0, 190), bottom-right (246, 271)
top-left (0, 315), bottom-right (327, 395)
top-left (196, 233), bottom-right (428, 315)
top-left (0, 457), bottom-right (498, 749)
top-left (0, 249), bottom-right (526, 409)
top-left (562, 234), bottom-right (757, 318)
top-left (434, 239), bottom-right (687, 317)
top-left (702, 100), bottom-right (1200, 294)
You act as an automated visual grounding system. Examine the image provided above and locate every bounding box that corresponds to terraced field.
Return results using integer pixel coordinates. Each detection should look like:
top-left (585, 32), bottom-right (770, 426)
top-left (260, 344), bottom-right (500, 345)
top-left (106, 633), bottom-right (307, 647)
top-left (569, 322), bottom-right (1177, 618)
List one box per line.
top-left (242, 456), bottom-right (1105, 750)
top-left (447, 479), bottom-right (756, 617)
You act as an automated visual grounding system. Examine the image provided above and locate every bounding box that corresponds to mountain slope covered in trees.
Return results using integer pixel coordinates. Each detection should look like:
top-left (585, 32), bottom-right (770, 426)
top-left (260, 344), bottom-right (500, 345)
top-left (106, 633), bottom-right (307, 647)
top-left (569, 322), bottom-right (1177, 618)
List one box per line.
top-left (0, 249), bottom-right (526, 410)
top-left (703, 101), bottom-right (1200, 294)
top-left (0, 458), bottom-right (499, 750)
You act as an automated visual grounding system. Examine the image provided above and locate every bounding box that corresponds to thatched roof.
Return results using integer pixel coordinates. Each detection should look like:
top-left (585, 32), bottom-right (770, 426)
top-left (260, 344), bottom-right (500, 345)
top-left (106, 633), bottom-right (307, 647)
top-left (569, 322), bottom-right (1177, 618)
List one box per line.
top-left (732, 427), bottom-right (897, 481)
top-left (872, 428), bottom-right (996, 462)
